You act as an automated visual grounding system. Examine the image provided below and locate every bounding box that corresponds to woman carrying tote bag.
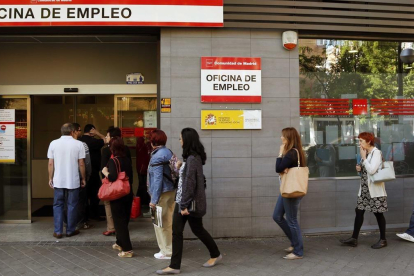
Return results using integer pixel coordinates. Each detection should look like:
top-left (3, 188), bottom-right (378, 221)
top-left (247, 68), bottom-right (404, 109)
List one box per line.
top-left (273, 127), bottom-right (306, 260)
top-left (101, 137), bottom-right (134, 258)
top-left (340, 132), bottom-right (388, 249)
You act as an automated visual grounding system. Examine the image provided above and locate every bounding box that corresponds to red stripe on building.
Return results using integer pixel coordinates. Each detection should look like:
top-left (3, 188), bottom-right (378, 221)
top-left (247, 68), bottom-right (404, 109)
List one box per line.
top-left (371, 99), bottom-right (414, 115)
top-left (0, 0), bottom-right (223, 6)
top-left (201, 57), bottom-right (261, 70)
top-left (0, 21), bottom-right (224, 27)
top-left (0, 122), bottom-right (15, 124)
top-left (201, 95), bottom-right (261, 103)
top-left (300, 98), bottom-right (350, 116)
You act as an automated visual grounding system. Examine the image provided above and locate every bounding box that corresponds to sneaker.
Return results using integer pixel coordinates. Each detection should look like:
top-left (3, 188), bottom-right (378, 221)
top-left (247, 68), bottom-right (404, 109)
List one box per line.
top-left (396, 233), bottom-right (414, 243)
top-left (154, 252), bottom-right (171, 260)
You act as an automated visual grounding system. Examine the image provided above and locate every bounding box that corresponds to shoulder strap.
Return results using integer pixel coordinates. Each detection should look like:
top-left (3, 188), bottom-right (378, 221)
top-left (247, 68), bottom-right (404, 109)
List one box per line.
top-left (291, 148), bottom-right (301, 168)
top-left (112, 157), bottom-right (121, 174)
top-left (372, 148), bottom-right (385, 169)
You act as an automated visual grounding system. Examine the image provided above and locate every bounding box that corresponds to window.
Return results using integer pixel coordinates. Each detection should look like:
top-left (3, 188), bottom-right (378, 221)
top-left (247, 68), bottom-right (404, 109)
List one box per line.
top-left (300, 39), bottom-right (414, 177)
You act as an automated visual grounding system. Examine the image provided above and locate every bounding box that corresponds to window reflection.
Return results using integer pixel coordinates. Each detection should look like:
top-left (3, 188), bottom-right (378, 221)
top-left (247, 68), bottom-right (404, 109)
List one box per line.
top-left (300, 39), bottom-right (414, 177)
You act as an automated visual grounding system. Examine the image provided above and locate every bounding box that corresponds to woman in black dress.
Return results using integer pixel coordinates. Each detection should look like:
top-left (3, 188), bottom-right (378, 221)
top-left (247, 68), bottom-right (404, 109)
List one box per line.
top-left (101, 137), bottom-right (134, 257)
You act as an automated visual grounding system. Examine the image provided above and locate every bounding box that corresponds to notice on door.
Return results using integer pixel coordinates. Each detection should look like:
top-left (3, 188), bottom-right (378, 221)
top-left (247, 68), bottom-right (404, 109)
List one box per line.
top-left (0, 109), bottom-right (15, 163)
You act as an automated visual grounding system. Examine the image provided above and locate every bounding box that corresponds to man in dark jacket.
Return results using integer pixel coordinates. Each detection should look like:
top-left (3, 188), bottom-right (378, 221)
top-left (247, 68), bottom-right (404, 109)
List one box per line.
top-left (79, 124), bottom-right (105, 221)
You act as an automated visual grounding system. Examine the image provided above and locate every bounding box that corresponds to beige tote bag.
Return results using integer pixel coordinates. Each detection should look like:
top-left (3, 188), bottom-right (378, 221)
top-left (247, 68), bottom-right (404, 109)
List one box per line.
top-left (280, 148), bottom-right (309, 198)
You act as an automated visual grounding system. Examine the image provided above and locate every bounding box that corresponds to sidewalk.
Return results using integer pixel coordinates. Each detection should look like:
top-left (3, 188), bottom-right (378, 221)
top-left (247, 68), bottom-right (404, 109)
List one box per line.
top-left (0, 229), bottom-right (413, 276)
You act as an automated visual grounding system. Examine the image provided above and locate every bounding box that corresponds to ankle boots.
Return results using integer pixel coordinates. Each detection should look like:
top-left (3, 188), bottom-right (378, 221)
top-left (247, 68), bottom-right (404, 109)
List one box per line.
top-left (340, 237), bottom-right (387, 249)
top-left (340, 237), bottom-right (358, 247)
top-left (371, 239), bottom-right (387, 249)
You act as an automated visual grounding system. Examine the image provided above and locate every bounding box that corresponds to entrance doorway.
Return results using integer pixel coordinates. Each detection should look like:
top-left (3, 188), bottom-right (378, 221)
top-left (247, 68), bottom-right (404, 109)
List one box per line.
top-left (0, 94), bottom-right (157, 221)
top-left (0, 96), bottom-right (30, 222)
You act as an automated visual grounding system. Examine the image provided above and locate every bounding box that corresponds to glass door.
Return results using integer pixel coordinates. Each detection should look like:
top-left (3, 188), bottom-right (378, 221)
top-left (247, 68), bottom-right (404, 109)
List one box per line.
top-left (115, 95), bottom-right (157, 157)
top-left (0, 96), bottom-right (30, 222)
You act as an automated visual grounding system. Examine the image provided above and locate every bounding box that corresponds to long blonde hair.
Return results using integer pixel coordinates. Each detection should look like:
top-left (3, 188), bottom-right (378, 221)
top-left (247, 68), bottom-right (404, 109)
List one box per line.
top-left (281, 127), bottom-right (306, 166)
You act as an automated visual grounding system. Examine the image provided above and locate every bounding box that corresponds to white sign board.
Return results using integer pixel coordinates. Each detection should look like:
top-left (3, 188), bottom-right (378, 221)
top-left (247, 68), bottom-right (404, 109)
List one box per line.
top-left (201, 57), bottom-right (262, 103)
top-left (0, 109), bottom-right (15, 163)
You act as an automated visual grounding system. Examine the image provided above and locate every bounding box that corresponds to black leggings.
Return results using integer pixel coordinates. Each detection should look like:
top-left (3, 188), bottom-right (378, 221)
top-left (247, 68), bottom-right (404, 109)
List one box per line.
top-left (352, 208), bottom-right (386, 240)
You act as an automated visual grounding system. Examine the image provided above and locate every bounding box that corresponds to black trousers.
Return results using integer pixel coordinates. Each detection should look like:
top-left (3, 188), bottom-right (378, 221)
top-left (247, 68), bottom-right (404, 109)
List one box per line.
top-left (352, 208), bottom-right (387, 240)
top-left (136, 174), bottom-right (151, 205)
top-left (170, 203), bottom-right (220, 270)
top-left (87, 172), bottom-right (101, 218)
top-left (110, 193), bottom-right (133, 252)
top-left (77, 186), bottom-right (88, 224)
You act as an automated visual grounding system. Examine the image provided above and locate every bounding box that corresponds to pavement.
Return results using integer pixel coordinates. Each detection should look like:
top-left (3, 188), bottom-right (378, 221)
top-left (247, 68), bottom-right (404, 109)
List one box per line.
top-left (0, 218), bottom-right (414, 276)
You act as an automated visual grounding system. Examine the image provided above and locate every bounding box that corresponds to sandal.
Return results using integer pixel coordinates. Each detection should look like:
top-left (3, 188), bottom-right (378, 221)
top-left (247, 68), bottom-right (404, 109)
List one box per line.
top-left (112, 244), bottom-right (122, 251)
top-left (118, 251), bottom-right (133, 258)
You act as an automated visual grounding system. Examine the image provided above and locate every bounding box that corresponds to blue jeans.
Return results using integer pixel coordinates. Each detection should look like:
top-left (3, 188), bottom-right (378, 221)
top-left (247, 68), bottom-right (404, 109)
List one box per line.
top-left (54, 188), bottom-right (79, 235)
top-left (273, 194), bottom-right (304, 257)
top-left (406, 202), bottom-right (414, 236)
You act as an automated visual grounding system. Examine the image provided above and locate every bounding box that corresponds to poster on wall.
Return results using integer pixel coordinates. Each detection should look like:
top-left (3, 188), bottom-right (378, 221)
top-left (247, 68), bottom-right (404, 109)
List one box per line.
top-left (0, 0), bottom-right (223, 27)
top-left (144, 111), bottom-right (157, 128)
top-left (201, 110), bottom-right (261, 130)
top-left (0, 109), bottom-right (15, 163)
top-left (201, 57), bottom-right (262, 103)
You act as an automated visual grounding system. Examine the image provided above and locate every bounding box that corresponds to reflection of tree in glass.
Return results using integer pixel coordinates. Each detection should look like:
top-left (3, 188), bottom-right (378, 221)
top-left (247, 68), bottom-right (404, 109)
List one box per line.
top-left (299, 40), bottom-right (411, 99)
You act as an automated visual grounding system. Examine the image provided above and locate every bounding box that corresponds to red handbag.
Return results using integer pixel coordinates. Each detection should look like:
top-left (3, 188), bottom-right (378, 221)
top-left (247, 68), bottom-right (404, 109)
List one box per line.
top-left (130, 196), bottom-right (141, 219)
top-left (98, 157), bottom-right (131, 201)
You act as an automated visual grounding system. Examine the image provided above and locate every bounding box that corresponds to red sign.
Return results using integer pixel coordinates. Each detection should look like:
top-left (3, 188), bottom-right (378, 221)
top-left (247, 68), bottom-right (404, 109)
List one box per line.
top-left (201, 57), bottom-right (262, 103)
top-left (371, 99), bottom-right (414, 115)
top-left (0, 125), bottom-right (6, 131)
top-left (0, 0), bottom-right (223, 27)
top-left (352, 99), bottom-right (368, 115)
top-left (300, 99), bottom-right (350, 116)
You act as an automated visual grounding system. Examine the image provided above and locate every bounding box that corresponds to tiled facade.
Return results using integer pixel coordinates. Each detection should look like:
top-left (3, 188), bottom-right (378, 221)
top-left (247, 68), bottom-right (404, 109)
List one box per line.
top-left (159, 28), bottom-right (414, 238)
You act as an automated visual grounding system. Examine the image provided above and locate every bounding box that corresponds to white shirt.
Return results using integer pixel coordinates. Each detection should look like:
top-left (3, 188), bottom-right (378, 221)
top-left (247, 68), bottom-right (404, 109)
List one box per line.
top-left (47, 136), bottom-right (86, 189)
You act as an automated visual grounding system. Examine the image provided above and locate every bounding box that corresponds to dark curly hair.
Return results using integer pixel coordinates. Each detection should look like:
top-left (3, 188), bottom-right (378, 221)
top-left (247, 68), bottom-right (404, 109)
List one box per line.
top-left (181, 128), bottom-right (206, 165)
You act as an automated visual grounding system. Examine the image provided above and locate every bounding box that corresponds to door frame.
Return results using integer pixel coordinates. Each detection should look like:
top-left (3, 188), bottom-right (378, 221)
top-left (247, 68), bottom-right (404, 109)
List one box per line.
top-left (0, 95), bottom-right (31, 223)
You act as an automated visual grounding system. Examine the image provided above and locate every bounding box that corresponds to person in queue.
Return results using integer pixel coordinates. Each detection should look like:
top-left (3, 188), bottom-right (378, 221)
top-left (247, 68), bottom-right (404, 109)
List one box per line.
top-left (79, 124), bottom-right (105, 221)
top-left (340, 132), bottom-right (388, 249)
top-left (156, 128), bottom-right (221, 275)
top-left (148, 129), bottom-right (176, 260)
top-left (72, 123), bottom-right (92, 230)
top-left (101, 137), bottom-right (134, 257)
top-left (136, 135), bottom-right (152, 210)
top-left (273, 127), bottom-right (306, 260)
top-left (48, 123), bottom-right (86, 238)
top-left (100, 126), bottom-right (133, 236)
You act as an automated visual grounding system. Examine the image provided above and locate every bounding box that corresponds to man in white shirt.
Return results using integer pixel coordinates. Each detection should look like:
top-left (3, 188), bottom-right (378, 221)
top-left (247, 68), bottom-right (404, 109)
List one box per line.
top-left (48, 123), bottom-right (86, 238)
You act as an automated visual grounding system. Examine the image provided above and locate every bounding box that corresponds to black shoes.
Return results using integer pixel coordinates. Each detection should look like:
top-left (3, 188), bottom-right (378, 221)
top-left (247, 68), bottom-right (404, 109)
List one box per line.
top-left (340, 237), bottom-right (387, 249)
top-left (340, 237), bottom-right (358, 247)
top-left (371, 239), bottom-right (387, 249)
